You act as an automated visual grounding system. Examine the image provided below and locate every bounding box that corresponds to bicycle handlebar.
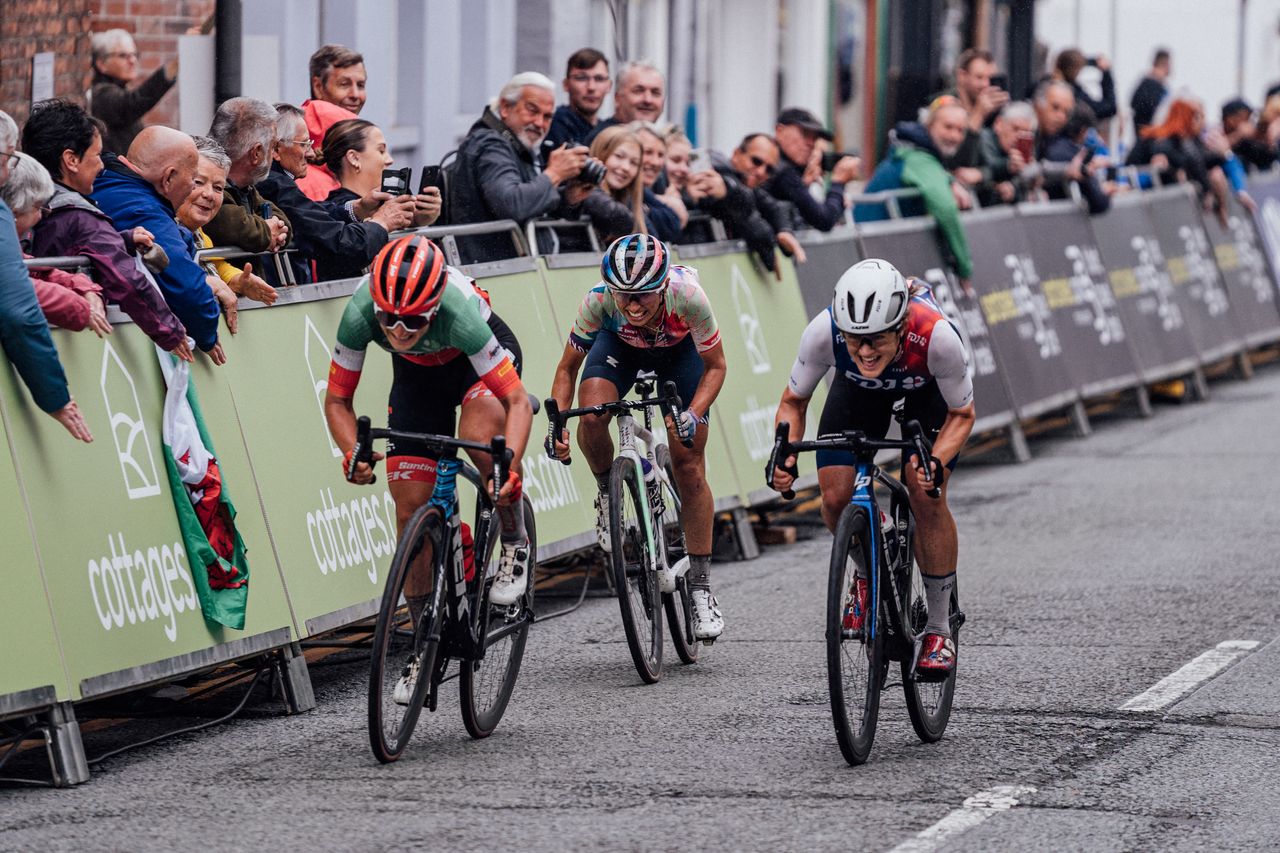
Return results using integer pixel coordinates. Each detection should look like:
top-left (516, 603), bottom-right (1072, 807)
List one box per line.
top-left (348, 415), bottom-right (514, 503)
top-left (543, 382), bottom-right (691, 464)
top-left (766, 420), bottom-right (943, 501)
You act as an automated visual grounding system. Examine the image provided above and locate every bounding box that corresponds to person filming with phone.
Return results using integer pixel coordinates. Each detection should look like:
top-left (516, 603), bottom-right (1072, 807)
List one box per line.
top-left (975, 101), bottom-right (1041, 206)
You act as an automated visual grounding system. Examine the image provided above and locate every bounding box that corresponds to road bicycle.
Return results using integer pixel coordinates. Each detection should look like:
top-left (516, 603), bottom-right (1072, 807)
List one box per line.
top-left (349, 416), bottom-right (536, 763)
top-left (766, 419), bottom-right (964, 765)
top-left (544, 373), bottom-right (699, 684)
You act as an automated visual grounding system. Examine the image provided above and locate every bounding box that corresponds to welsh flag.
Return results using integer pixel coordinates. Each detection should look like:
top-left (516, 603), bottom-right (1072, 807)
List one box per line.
top-left (155, 349), bottom-right (250, 629)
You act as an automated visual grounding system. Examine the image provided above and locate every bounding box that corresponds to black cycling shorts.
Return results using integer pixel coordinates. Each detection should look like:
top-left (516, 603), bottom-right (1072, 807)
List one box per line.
top-left (580, 331), bottom-right (708, 417)
top-left (815, 373), bottom-right (955, 470)
top-left (386, 312), bottom-right (522, 461)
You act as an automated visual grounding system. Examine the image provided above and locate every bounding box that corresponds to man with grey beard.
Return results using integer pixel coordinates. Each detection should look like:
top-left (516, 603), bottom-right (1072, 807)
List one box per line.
top-left (854, 99), bottom-right (974, 285)
top-left (203, 97), bottom-right (292, 255)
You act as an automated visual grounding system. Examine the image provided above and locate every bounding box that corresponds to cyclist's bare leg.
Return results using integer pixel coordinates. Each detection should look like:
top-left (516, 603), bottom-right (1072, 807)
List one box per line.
top-left (457, 393), bottom-right (526, 541)
top-left (817, 466), bottom-right (855, 534)
top-left (576, 377), bottom-right (620, 477)
top-left (389, 479), bottom-right (435, 605)
top-left (667, 422), bottom-right (713, 554)
top-left (905, 467), bottom-right (956, 577)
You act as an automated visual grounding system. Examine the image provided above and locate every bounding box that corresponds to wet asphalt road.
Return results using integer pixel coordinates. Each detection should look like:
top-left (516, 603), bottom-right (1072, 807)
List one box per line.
top-left (3, 366), bottom-right (1279, 852)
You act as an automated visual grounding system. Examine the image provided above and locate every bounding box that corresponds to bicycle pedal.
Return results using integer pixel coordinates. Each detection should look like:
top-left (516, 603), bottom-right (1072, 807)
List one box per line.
top-left (700, 637), bottom-right (716, 647)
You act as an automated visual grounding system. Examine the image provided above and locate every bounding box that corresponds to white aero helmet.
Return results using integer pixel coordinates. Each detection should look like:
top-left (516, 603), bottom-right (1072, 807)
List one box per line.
top-left (831, 258), bottom-right (909, 335)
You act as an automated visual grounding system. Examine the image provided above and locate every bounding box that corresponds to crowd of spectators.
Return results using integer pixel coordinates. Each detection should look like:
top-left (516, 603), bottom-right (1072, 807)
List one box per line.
top-left (6, 32), bottom-right (1280, 441)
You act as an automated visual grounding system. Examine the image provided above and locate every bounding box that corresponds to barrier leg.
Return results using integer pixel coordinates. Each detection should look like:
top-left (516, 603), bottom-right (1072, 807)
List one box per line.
top-left (1236, 351), bottom-right (1255, 381)
top-left (1006, 422), bottom-right (1032, 463)
top-left (46, 702), bottom-right (89, 787)
top-left (1133, 385), bottom-right (1154, 419)
top-left (1190, 368), bottom-right (1210, 402)
top-left (713, 508), bottom-right (761, 562)
top-left (274, 643), bottom-right (316, 715)
top-left (1068, 400), bottom-right (1092, 438)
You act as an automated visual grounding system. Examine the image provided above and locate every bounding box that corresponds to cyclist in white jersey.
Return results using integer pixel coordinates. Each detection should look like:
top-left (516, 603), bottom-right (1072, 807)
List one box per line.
top-left (770, 259), bottom-right (975, 676)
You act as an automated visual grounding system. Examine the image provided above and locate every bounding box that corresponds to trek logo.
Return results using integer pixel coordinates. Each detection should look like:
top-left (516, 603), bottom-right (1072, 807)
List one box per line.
top-left (731, 264), bottom-right (771, 374)
top-left (100, 340), bottom-right (161, 499)
top-left (304, 315), bottom-right (342, 458)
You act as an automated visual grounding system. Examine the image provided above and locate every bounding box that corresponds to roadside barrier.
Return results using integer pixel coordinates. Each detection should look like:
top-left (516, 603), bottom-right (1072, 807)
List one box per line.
top-left (6, 177), bottom-right (1280, 785)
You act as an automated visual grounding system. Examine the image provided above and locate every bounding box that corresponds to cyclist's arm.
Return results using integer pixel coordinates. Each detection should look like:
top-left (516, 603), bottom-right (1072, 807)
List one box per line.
top-left (770, 387), bottom-right (811, 492)
top-left (687, 340), bottom-right (726, 420)
top-left (323, 290), bottom-right (381, 483)
top-left (550, 340), bottom-right (587, 411)
top-left (930, 402), bottom-right (975, 472)
top-left (494, 377), bottom-right (533, 473)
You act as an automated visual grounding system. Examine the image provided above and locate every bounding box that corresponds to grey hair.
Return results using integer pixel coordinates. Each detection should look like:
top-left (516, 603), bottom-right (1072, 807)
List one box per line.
top-left (208, 96), bottom-right (278, 161)
top-left (274, 102), bottom-right (307, 140)
top-left (191, 135), bottom-right (231, 172)
top-left (491, 72), bottom-right (556, 112)
top-left (616, 60), bottom-right (665, 90)
top-left (0, 152), bottom-right (55, 215)
top-left (628, 120), bottom-right (666, 146)
top-left (91, 29), bottom-right (135, 64)
top-left (0, 110), bottom-right (17, 152)
top-left (998, 100), bottom-right (1039, 131)
top-left (1033, 79), bottom-right (1073, 106)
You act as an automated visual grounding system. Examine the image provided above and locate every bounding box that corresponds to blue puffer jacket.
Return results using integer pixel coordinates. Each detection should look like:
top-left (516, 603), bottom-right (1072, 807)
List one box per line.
top-left (91, 154), bottom-right (221, 351)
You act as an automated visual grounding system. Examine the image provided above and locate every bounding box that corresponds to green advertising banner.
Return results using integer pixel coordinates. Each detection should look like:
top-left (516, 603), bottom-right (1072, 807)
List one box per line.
top-left (671, 245), bottom-right (825, 505)
top-left (0, 322), bottom-right (294, 702)
top-left (219, 281), bottom-right (397, 637)
top-left (0, 400), bottom-right (69, 712)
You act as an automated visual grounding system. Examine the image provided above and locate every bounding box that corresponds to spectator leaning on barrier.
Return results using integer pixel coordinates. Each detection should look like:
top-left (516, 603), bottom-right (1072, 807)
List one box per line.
top-left (203, 98), bottom-right (291, 256)
top-left (1053, 48), bottom-right (1116, 124)
top-left (1221, 99), bottom-right (1276, 174)
top-left (766, 107), bottom-right (860, 233)
top-left (1130, 49), bottom-right (1171, 137)
top-left (1033, 80), bottom-right (1074, 156)
top-left (854, 100), bottom-right (973, 285)
top-left (0, 111), bottom-right (90, 441)
top-left (449, 72), bottom-right (596, 262)
top-left (308, 44), bottom-right (367, 115)
top-left (727, 134), bottom-right (807, 269)
top-left (563, 124), bottom-right (645, 244)
top-left (1041, 102), bottom-right (1111, 216)
top-left (546, 48), bottom-right (612, 149)
top-left (22, 99), bottom-right (191, 360)
top-left (631, 122), bottom-right (686, 241)
top-left (92, 126), bottom-right (226, 363)
top-left (259, 104), bottom-right (420, 285)
top-left (976, 100), bottom-right (1040, 207)
top-left (585, 61), bottom-right (666, 144)
top-left (2, 153), bottom-right (110, 337)
top-left (88, 29), bottom-right (178, 155)
top-left (317, 119), bottom-right (427, 280)
top-left (180, 137), bottom-right (275, 319)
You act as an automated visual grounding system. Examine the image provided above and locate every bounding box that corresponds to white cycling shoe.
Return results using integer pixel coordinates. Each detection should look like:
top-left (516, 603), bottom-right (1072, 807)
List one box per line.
top-left (659, 555), bottom-right (688, 594)
top-left (392, 653), bottom-right (421, 706)
top-left (594, 492), bottom-right (611, 553)
top-left (689, 588), bottom-right (724, 641)
top-left (489, 539), bottom-right (530, 607)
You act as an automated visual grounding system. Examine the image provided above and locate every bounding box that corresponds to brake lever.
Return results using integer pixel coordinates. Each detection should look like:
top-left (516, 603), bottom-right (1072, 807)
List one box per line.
top-left (543, 398), bottom-right (571, 466)
top-left (490, 435), bottom-right (508, 503)
top-left (348, 415), bottom-right (377, 485)
top-left (662, 380), bottom-right (694, 448)
top-left (767, 421), bottom-right (798, 501)
top-left (905, 419), bottom-right (942, 499)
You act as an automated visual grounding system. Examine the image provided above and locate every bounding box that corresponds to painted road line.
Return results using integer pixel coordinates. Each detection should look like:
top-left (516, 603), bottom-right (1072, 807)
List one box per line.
top-left (1120, 640), bottom-right (1261, 712)
top-left (887, 785), bottom-right (1037, 853)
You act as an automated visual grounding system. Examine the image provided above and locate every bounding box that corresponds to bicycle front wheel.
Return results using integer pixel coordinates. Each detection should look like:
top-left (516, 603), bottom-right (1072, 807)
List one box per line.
top-left (610, 455), bottom-right (663, 683)
top-left (369, 505), bottom-right (444, 764)
top-left (901, 560), bottom-right (959, 743)
top-left (827, 503), bottom-right (882, 766)
top-left (656, 445), bottom-right (698, 665)
top-left (461, 497), bottom-right (536, 738)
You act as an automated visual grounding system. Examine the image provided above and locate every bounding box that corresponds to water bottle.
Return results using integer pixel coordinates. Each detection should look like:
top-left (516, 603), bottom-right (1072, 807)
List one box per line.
top-left (641, 457), bottom-right (662, 511)
top-left (881, 509), bottom-right (898, 564)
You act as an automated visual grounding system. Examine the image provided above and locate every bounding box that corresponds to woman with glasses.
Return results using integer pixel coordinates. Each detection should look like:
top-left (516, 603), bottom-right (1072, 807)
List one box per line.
top-left (88, 29), bottom-right (178, 155)
top-left (324, 234), bottom-right (534, 621)
top-left (547, 233), bottom-right (728, 642)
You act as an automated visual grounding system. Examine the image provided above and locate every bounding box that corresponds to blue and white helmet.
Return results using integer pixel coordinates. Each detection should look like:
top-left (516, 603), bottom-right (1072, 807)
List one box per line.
top-left (831, 258), bottom-right (909, 335)
top-left (601, 233), bottom-right (670, 293)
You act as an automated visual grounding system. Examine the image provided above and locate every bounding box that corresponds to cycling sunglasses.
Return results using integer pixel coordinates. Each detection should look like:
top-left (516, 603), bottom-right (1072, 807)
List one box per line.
top-left (374, 309), bottom-right (431, 332)
top-left (609, 288), bottom-right (664, 307)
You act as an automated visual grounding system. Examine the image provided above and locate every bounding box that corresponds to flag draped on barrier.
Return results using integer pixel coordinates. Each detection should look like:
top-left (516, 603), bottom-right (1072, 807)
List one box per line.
top-left (155, 349), bottom-right (250, 629)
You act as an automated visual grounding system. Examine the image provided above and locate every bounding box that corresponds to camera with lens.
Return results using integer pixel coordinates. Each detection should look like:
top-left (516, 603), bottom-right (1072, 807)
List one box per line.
top-left (540, 138), bottom-right (608, 186)
top-left (820, 150), bottom-right (859, 172)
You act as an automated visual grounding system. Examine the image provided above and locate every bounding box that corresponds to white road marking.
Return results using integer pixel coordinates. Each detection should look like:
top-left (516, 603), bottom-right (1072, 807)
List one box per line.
top-left (1120, 640), bottom-right (1260, 712)
top-left (887, 785), bottom-right (1037, 853)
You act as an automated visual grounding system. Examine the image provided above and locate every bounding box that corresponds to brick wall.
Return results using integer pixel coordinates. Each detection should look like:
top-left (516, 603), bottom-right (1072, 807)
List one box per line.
top-left (1, 0), bottom-right (214, 128)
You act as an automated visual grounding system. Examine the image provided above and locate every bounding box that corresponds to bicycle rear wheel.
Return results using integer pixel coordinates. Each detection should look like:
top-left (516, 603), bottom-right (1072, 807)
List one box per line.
top-left (610, 455), bottom-right (664, 683)
top-left (901, 558), bottom-right (959, 743)
top-left (368, 505), bottom-right (444, 764)
top-left (461, 497), bottom-right (536, 738)
top-left (827, 503), bottom-right (882, 766)
top-left (656, 445), bottom-right (698, 665)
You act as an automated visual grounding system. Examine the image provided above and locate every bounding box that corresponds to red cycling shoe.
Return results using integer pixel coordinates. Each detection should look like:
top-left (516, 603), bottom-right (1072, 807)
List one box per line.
top-left (842, 577), bottom-right (869, 633)
top-left (915, 632), bottom-right (956, 679)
